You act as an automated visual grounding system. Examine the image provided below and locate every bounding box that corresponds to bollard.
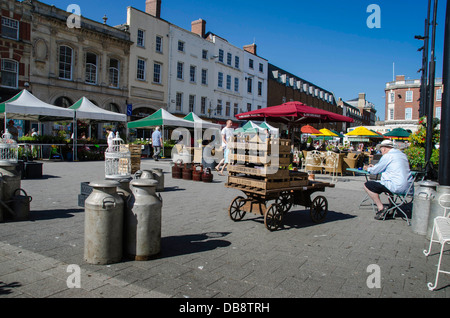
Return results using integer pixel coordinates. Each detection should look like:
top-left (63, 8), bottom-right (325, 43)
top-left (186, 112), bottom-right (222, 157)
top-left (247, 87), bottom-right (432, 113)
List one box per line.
top-left (411, 180), bottom-right (438, 235)
top-left (125, 179), bottom-right (162, 261)
top-left (427, 185), bottom-right (450, 240)
top-left (0, 163), bottom-right (20, 203)
top-left (84, 180), bottom-right (124, 265)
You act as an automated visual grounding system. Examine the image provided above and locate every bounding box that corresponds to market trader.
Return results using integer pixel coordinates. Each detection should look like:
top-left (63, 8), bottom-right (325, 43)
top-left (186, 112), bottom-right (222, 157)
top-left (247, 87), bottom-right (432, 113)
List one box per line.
top-left (363, 139), bottom-right (413, 220)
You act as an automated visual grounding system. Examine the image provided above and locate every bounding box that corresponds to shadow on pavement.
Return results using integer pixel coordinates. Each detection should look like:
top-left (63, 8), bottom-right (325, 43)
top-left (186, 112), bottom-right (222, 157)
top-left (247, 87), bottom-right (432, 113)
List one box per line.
top-left (160, 232), bottom-right (231, 258)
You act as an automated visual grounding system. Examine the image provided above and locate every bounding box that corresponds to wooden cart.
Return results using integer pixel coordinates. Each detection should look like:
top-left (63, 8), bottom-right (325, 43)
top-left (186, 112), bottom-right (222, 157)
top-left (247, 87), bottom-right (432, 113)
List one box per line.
top-left (225, 135), bottom-right (335, 231)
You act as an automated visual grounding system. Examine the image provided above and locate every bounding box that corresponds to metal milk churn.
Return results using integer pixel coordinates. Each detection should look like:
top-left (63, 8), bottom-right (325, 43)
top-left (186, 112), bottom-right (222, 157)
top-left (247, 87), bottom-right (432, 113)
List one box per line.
top-left (0, 163), bottom-right (20, 202)
top-left (116, 177), bottom-right (132, 202)
top-left (151, 168), bottom-right (164, 192)
top-left (10, 188), bottom-right (32, 221)
top-left (84, 180), bottom-right (124, 265)
top-left (0, 174), bottom-right (4, 222)
top-left (411, 180), bottom-right (438, 236)
top-left (140, 170), bottom-right (155, 180)
top-left (427, 185), bottom-right (450, 240)
top-left (125, 179), bottom-right (162, 261)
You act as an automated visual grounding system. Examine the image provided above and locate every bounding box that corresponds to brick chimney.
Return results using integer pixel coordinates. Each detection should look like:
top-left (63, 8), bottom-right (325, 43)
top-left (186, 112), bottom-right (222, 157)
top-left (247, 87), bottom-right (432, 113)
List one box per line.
top-left (146, 0), bottom-right (161, 18)
top-left (191, 19), bottom-right (206, 38)
top-left (243, 43), bottom-right (257, 55)
top-left (358, 93), bottom-right (366, 108)
top-left (396, 75), bottom-right (405, 81)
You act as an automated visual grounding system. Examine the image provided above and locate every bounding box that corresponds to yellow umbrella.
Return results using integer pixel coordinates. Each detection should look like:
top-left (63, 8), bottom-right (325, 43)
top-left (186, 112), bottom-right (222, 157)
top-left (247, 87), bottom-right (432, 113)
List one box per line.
top-left (313, 128), bottom-right (338, 137)
top-left (345, 126), bottom-right (379, 137)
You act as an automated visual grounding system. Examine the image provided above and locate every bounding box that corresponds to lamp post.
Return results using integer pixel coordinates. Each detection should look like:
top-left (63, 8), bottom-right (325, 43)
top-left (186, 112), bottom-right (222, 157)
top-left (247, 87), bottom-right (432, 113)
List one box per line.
top-left (417, 0), bottom-right (432, 118)
top-left (439, 0), bottom-right (450, 186)
top-left (425, 0), bottom-right (438, 178)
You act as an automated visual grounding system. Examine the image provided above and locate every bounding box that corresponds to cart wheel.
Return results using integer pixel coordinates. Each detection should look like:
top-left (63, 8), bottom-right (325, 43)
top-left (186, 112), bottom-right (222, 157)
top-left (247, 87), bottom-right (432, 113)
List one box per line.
top-left (229, 196), bottom-right (246, 221)
top-left (275, 191), bottom-right (293, 214)
top-left (264, 203), bottom-right (283, 231)
top-left (310, 195), bottom-right (328, 223)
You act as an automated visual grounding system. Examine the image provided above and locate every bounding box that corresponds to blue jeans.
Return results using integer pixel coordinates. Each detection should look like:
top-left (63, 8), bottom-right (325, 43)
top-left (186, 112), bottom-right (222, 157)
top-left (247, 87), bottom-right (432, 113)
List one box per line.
top-left (153, 146), bottom-right (161, 159)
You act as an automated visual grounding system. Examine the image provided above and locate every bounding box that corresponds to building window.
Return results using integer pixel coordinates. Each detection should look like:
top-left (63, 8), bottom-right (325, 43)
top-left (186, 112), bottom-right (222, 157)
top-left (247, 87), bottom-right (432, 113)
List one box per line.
top-left (234, 78), bottom-right (239, 92)
top-left (216, 99), bottom-right (222, 115)
top-left (218, 72), bottom-right (223, 88)
top-left (153, 62), bottom-right (162, 84)
top-left (189, 95), bottom-right (195, 113)
top-left (218, 49), bottom-right (224, 63)
top-left (190, 65), bottom-right (196, 83)
top-left (109, 59), bottom-right (120, 88)
top-left (1, 17), bottom-right (19, 40)
top-left (155, 36), bottom-right (163, 53)
top-left (59, 45), bottom-right (73, 80)
top-left (202, 50), bottom-right (208, 59)
top-left (1, 59), bottom-right (18, 88)
top-left (85, 52), bottom-right (98, 84)
top-left (176, 92), bottom-right (183, 112)
top-left (436, 107), bottom-right (441, 119)
top-left (178, 41), bottom-right (185, 52)
top-left (258, 81), bottom-right (262, 96)
top-left (227, 53), bottom-right (232, 66)
top-left (137, 29), bottom-right (145, 47)
top-left (226, 75), bottom-right (231, 90)
top-left (247, 103), bottom-right (252, 112)
top-left (405, 108), bottom-right (412, 120)
top-left (177, 62), bottom-right (184, 80)
top-left (406, 90), bottom-right (413, 102)
top-left (201, 97), bottom-right (207, 114)
top-left (137, 58), bottom-right (146, 81)
top-left (249, 59), bottom-right (254, 69)
top-left (259, 63), bottom-right (263, 73)
top-left (226, 102), bottom-right (231, 117)
top-left (389, 108), bottom-right (394, 120)
top-left (235, 56), bottom-right (240, 69)
top-left (234, 103), bottom-right (239, 116)
top-left (201, 69), bottom-right (208, 85)
top-left (247, 78), bottom-right (252, 93)
top-left (436, 88), bottom-right (442, 101)
top-left (388, 92), bottom-right (395, 103)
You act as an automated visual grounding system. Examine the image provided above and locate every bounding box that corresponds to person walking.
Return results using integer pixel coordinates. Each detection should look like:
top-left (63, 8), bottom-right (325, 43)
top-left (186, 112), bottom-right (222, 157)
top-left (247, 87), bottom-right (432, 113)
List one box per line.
top-left (152, 126), bottom-right (163, 161)
top-left (216, 120), bottom-right (234, 175)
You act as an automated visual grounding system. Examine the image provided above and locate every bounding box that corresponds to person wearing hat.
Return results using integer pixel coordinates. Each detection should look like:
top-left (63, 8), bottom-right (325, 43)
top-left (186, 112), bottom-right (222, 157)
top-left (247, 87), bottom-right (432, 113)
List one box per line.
top-left (363, 139), bottom-right (413, 220)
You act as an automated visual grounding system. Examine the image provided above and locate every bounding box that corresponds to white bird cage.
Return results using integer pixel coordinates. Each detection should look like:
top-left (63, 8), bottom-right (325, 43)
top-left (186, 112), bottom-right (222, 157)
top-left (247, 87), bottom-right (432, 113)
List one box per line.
top-left (0, 129), bottom-right (18, 164)
top-left (105, 132), bottom-right (131, 179)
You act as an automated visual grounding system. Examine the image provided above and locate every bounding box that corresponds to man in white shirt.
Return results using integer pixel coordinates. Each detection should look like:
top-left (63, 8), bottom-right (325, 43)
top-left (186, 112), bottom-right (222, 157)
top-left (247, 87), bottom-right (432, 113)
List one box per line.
top-left (215, 120), bottom-right (234, 175)
top-left (363, 139), bottom-right (413, 220)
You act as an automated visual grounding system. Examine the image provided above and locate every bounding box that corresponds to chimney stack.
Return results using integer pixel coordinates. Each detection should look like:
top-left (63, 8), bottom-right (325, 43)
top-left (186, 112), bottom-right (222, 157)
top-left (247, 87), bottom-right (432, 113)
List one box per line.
top-left (243, 43), bottom-right (257, 55)
top-left (191, 19), bottom-right (206, 38)
top-left (146, 0), bottom-right (161, 18)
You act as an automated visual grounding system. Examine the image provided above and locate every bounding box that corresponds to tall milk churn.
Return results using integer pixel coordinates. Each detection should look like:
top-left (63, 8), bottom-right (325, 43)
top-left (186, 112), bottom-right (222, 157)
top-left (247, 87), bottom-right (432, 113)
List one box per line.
top-left (411, 180), bottom-right (438, 235)
top-left (125, 179), bottom-right (162, 261)
top-left (84, 180), bottom-right (124, 265)
top-left (427, 185), bottom-right (450, 240)
top-left (0, 163), bottom-right (20, 202)
top-left (151, 168), bottom-right (164, 192)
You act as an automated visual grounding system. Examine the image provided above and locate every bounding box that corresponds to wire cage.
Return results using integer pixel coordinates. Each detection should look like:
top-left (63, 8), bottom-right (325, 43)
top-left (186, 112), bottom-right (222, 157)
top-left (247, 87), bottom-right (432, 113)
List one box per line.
top-left (105, 132), bottom-right (131, 179)
top-left (0, 129), bottom-right (18, 164)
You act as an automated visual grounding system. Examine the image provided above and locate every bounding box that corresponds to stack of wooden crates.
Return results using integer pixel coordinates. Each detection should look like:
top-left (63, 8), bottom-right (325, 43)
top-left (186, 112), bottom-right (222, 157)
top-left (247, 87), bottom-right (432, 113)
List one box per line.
top-left (226, 135), bottom-right (308, 193)
top-left (120, 144), bottom-right (142, 174)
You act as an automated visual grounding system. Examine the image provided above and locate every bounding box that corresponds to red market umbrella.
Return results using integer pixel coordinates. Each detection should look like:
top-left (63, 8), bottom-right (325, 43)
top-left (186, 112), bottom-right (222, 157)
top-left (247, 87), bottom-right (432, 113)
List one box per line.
top-left (301, 124), bottom-right (321, 134)
top-left (235, 101), bottom-right (354, 125)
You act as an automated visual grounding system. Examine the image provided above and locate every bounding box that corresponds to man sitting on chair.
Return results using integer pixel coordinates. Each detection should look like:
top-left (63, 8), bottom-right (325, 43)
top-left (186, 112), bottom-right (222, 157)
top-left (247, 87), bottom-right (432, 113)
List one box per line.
top-left (363, 139), bottom-right (413, 220)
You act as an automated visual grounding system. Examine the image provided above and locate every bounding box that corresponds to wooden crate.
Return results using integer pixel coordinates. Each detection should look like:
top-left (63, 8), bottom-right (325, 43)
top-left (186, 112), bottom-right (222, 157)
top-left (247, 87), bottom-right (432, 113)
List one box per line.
top-left (289, 171), bottom-right (309, 187)
top-left (227, 164), bottom-right (289, 179)
top-left (227, 176), bottom-right (290, 190)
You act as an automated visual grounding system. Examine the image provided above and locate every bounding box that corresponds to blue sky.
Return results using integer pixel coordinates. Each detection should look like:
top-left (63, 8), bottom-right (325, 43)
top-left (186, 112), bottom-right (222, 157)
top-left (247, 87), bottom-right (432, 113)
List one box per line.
top-left (55, 0), bottom-right (446, 120)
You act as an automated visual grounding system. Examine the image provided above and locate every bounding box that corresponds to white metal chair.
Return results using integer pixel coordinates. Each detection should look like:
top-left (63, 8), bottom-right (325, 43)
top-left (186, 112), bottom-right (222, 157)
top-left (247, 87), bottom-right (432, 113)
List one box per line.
top-left (381, 174), bottom-right (417, 225)
top-left (423, 194), bottom-right (450, 290)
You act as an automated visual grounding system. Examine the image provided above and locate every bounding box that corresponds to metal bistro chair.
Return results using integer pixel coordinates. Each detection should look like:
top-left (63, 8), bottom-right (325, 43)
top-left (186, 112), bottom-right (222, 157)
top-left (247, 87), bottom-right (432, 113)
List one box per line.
top-left (381, 173), bottom-right (419, 225)
top-left (423, 194), bottom-right (450, 290)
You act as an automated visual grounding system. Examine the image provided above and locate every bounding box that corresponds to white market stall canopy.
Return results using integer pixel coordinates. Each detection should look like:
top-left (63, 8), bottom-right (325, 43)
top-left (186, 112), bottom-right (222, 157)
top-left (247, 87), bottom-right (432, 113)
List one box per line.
top-left (183, 112), bottom-right (221, 130)
top-left (0, 89), bottom-right (74, 121)
top-left (127, 108), bottom-right (195, 129)
top-left (69, 97), bottom-right (127, 122)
